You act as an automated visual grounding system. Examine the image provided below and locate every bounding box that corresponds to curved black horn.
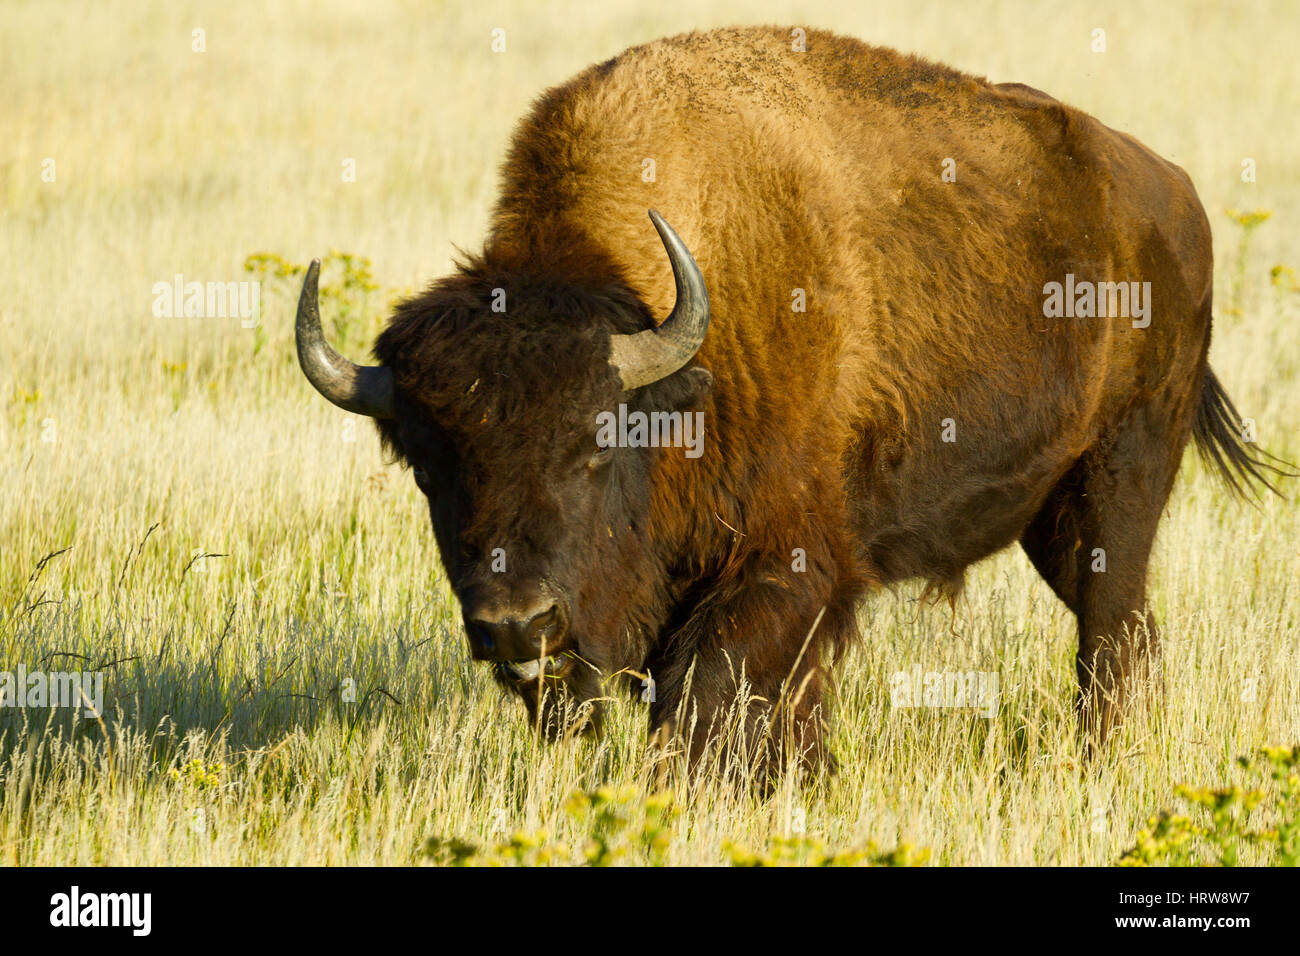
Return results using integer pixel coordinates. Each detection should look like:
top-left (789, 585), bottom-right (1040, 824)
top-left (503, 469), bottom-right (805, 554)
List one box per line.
top-left (608, 210), bottom-right (711, 390)
top-left (295, 259), bottom-right (395, 419)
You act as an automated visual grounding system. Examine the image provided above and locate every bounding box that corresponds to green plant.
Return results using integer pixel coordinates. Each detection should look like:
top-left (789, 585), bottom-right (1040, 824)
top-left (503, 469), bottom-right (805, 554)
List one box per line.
top-left (423, 786), bottom-right (676, 867)
top-left (723, 835), bottom-right (930, 867)
top-left (565, 785), bottom-right (677, 865)
top-left (242, 251), bottom-right (385, 362)
top-left (5, 386), bottom-right (41, 428)
top-left (1223, 208), bottom-right (1272, 318)
top-left (167, 758), bottom-right (224, 792)
top-left (1119, 745), bottom-right (1300, 866)
top-left (423, 785), bottom-right (927, 867)
top-left (1271, 264), bottom-right (1300, 295)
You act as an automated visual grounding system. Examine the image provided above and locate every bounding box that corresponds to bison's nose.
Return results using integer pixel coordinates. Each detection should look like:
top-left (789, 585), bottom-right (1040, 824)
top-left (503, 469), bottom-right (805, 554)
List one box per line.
top-left (465, 601), bottom-right (565, 661)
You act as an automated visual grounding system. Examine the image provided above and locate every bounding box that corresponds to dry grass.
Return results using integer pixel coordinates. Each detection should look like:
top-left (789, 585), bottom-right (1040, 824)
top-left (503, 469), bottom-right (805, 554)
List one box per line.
top-left (1, 0), bottom-right (1297, 865)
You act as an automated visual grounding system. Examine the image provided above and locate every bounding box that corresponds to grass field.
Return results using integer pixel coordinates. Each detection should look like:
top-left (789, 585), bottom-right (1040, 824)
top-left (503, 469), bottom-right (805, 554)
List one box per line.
top-left (1, 0), bottom-right (1297, 865)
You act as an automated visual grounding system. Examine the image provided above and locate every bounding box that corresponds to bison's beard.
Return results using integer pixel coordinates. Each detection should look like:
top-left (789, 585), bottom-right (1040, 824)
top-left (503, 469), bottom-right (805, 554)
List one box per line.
top-left (494, 654), bottom-right (608, 740)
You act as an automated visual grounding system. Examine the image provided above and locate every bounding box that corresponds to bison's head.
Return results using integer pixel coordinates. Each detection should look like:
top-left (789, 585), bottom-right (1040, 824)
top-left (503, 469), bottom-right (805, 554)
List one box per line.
top-left (295, 211), bottom-right (711, 736)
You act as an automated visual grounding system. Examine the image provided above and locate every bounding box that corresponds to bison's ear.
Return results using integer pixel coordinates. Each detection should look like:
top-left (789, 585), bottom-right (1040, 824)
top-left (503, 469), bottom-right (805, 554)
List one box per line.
top-left (650, 365), bottom-right (712, 412)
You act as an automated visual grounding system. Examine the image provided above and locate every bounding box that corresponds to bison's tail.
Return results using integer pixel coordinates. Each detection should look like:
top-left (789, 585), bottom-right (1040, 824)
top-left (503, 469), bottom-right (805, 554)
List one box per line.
top-left (1193, 367), bottom-right (1295, 499)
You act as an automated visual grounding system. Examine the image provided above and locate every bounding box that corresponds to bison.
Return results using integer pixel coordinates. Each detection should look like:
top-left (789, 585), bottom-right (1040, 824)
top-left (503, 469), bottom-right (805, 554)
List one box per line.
top-left (294, 26), bottom-right (1288, 778)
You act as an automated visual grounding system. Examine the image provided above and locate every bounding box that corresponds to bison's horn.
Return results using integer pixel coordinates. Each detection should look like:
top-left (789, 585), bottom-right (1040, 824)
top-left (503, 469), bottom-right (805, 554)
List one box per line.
top-left (295, 258), bottom-right (395, 419)
top-left (609, 210), bottom-right (711, 390)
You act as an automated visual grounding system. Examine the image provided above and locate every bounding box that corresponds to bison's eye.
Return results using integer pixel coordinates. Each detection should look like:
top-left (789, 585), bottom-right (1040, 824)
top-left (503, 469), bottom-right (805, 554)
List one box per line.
top-left (412, 467), bottom-right (431, 491)
top-left (587, 445), bottom-right (615, 470)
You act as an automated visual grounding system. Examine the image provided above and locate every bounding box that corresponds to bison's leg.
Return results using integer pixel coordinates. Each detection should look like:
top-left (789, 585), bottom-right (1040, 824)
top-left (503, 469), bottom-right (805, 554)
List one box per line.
top-left (644, 559), bottom-right (858, 785)
top-left (1019, 461), bottom-right (1086, 613)
top-left (1022, 408), bottom-right (1188, 752)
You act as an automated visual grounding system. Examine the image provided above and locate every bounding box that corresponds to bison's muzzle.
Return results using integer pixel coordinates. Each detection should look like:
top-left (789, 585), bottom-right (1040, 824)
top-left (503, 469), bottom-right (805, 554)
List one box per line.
top-left (464, 598), bottom-right (568, 663)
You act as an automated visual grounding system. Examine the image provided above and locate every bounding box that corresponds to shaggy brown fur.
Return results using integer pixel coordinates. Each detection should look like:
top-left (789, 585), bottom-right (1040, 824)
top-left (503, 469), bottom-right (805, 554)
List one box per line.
top-left (365, 26), bottom-right (1286, 778)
